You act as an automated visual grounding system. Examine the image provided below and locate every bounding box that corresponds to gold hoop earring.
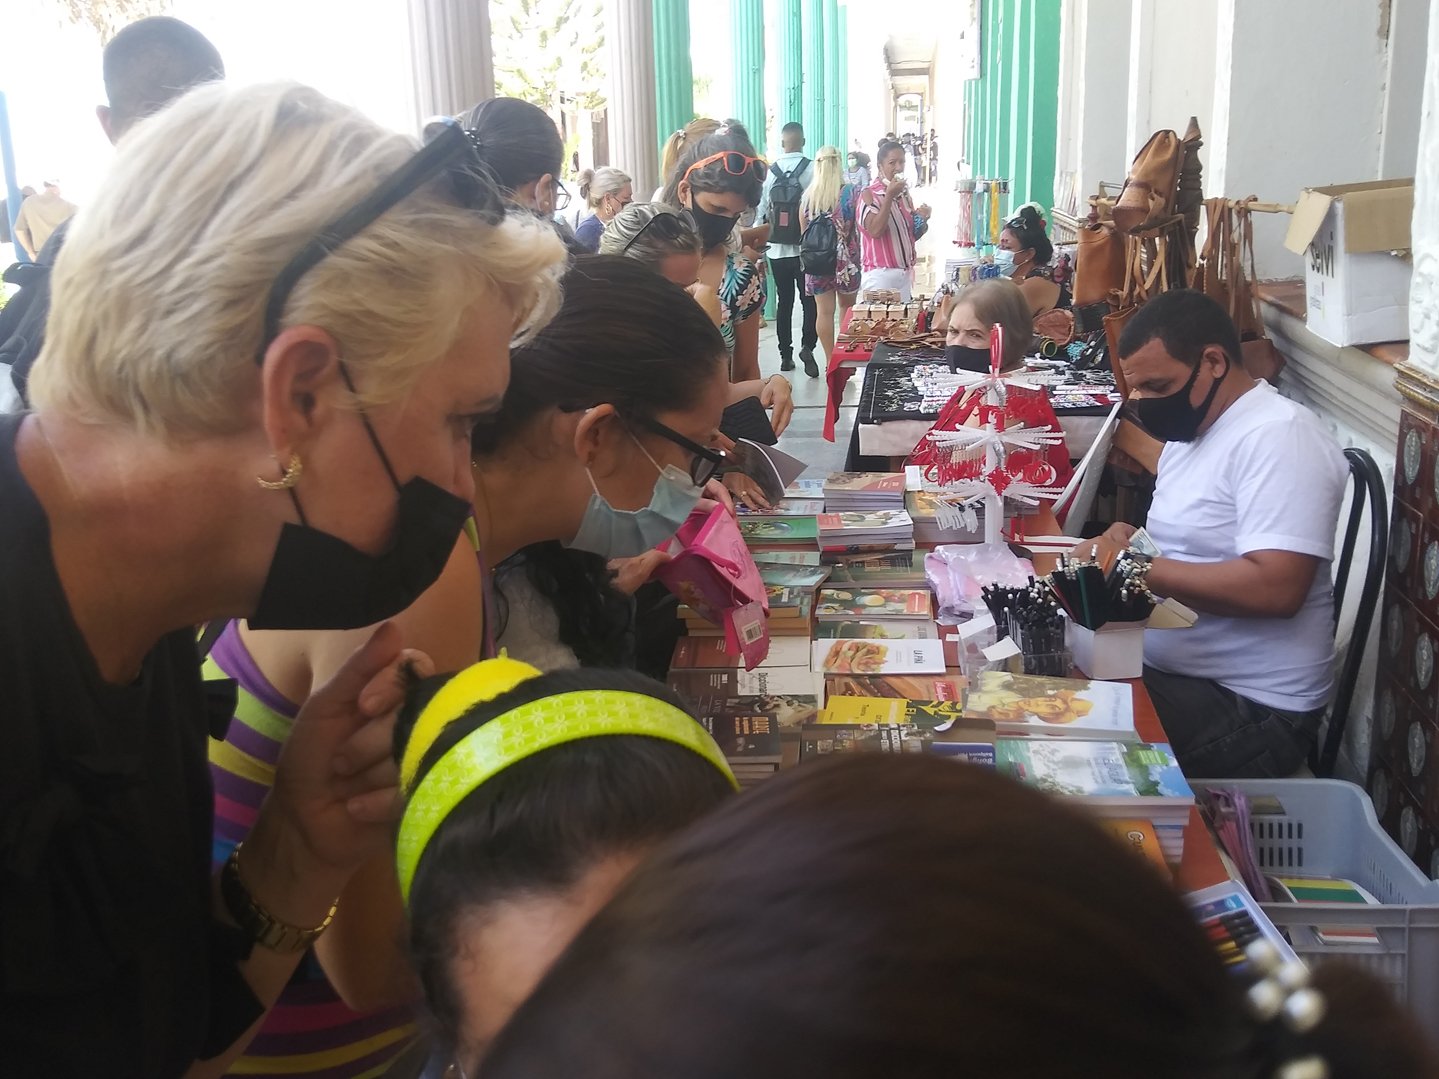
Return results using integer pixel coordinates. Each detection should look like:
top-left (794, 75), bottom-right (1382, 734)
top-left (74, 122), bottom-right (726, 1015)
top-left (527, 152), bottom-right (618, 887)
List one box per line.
top-left (257, 452), bottom-right (302, 491)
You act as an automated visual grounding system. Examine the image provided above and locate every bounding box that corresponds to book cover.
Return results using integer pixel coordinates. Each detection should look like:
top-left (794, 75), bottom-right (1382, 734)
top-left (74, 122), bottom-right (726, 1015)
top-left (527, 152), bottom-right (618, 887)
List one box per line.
top-left (817, 510), bottom-right (915, 534)
top-left (669, 666), bottom-right (820, 703)
top-left (739, 499), bottom-right (825, 519)
top-left (814, 620), bottom-right (938, 640)
top-left (673, 679), bottom-right (820, 731)
top-left (701, 712), bottom-right (782, 764)
top-left (823, 472), bottom-right (906, 495)
top-left (928, 742), bottom-right (998, 766)
top-left (995, 740), bottom-right (1193, 804)
top-left (811, 638), bottom-right (946, 675)
top-left (752, 551), bottom-right (823, 567)
top-left (819, 695), bottom-right (969, 729)
top-left (671, 636), bottom-right (811, 670)
top-left (1100, 819), bottom-right (1170, 874)
top-left (758, 563), bottom-right (832, 589)
top-left (733, 439), bottom-right (807, 505)
top-left (798, 722), bottom-right (930, 762)
top-left (784, 477), bottom-right (826, 499)
top-left (824, 673), bottom-right (966, 700)
top-left (739, 517), bottom-right (819, 546)
top-left (961, 672), bottom-right (1135, 738)
top-left (765, 584), bottom-right (815, 620)
top-left (816, 588), bottom-right (932, 620)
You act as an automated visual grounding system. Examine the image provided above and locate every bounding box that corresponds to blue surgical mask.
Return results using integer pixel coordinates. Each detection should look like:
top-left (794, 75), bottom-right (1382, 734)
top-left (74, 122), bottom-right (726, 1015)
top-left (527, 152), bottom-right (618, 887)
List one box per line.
top-left (566, 439), bottom-right (704, 559)
top-left (993, 249), bottom-right (1016, 271)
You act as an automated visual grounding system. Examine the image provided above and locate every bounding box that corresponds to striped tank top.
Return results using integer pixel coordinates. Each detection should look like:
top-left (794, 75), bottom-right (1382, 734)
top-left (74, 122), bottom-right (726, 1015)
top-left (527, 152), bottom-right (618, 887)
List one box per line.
top-left (205, 621), bottom-right (419, 1077)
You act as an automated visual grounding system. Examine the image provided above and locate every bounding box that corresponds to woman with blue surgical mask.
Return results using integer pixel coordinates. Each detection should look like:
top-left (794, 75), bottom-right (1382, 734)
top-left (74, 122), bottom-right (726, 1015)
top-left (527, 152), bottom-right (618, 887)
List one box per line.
top-left (995, 202), bottom-right (1071, 317)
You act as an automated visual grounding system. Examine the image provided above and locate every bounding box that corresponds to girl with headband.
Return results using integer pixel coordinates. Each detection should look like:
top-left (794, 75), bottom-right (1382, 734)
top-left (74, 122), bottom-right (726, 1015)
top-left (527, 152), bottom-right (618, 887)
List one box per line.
top-left (391, 658), bottom-right (736, 1075)
top-left (482, 755), bottom-right (1439, 1079)
top-left (204, 254), bottom-right (730, 1072)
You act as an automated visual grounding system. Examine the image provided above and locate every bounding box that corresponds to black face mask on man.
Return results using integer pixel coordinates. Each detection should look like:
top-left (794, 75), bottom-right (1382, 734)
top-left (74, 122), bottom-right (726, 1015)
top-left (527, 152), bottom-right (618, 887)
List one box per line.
top-left (1128, 356), bottom-right (1229, 444)
top-left (686, 200), bottom-right (741, 250)
top-left (249, 371), bottom-right (471, 630)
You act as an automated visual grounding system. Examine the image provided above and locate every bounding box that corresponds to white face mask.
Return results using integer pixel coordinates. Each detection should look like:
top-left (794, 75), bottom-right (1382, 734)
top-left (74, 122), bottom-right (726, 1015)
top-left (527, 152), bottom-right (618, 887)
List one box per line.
top-left (993, 249), bottom-right (1017, 271)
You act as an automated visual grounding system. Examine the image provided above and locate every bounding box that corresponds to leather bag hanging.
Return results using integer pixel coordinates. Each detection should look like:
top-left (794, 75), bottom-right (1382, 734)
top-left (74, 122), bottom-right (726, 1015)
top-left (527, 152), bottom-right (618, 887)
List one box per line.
top-left (1073, 220), bottom-right (1127, 307)
top-left (1112, 130), bottom-right (1184, 234)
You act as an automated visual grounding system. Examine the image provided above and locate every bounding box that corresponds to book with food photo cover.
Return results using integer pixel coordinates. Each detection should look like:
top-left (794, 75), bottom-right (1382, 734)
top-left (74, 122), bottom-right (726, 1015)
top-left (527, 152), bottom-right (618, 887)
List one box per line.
top-left (961, 672), bottom-right (1135, 739)
top-left (738, 499), bottom-right (826, 519)
top-left (739, 517), bottom-right (819, 546)
top-left (671, 636), bottom-right (811, 670)
top-left (824, 673), bottom-right (966, 700)
top-left (813, 619), bottom-right (938, 640)
top-left (811, 639), bottom-right (946, 675)
top-left (815, 588), bottom-right (932, 620)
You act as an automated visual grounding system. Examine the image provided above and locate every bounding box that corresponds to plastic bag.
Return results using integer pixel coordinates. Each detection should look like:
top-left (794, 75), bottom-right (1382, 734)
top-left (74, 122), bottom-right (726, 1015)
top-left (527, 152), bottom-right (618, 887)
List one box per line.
top-left (924, 543), bottom-right (1035, 623)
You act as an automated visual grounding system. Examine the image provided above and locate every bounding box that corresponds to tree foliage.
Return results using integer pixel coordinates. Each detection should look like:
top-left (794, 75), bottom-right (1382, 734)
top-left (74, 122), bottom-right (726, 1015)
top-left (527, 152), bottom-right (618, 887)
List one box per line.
top-left (492, 0), bottom-right (607, 112)
top-left (42, 0), bottom-right (170, 43)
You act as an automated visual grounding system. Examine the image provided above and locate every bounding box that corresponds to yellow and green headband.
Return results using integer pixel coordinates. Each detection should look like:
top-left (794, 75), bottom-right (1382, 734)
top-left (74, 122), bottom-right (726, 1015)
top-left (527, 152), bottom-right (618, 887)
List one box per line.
top-left (396, 658), bottom-right (739, 903)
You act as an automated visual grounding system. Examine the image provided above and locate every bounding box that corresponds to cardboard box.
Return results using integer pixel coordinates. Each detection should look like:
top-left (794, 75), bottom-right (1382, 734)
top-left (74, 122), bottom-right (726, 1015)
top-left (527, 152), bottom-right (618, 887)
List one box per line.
top-left (1283, 180), bottom-right (1413, 346)
top-left (1067, 619), bottom-right (1146, 681)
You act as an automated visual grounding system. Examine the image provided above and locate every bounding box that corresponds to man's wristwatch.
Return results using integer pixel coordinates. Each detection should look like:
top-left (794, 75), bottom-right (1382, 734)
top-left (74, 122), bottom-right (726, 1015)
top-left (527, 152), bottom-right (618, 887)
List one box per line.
top-left (221, 843), bottom-right (339, 954)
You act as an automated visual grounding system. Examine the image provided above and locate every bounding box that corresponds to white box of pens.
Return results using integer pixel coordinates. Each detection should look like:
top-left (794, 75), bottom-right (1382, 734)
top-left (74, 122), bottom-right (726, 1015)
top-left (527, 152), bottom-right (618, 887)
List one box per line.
top-left (1067, 618), bottom-right (1147, 681)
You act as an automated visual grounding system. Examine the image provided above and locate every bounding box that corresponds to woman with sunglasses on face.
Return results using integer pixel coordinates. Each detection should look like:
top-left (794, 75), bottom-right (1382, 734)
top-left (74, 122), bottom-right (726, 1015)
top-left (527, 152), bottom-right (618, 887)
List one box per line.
top-left (574, 167), bottom-right (633, 253)
top-left (216, 257), bottom-right (728, 1071)
top-left (0, 81), bottom-right (562, 1077)
top-left (660, 122), bottom-right (770, 384)
top-left (601, 202), bottom-right (795, 442)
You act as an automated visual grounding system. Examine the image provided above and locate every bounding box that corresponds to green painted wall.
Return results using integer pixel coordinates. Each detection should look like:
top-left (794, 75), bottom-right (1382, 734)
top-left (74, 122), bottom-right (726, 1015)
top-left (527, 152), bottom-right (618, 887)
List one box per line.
top-left (653, 0), bottom-right (694, 161)
top-left (962, 0), bottom-right (1062, 223)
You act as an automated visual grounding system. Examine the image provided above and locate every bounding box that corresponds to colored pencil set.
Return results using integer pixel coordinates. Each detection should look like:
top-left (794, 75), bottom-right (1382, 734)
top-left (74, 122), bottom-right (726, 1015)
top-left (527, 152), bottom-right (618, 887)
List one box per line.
top-left (1044, 551), bottom-right (1157, 630)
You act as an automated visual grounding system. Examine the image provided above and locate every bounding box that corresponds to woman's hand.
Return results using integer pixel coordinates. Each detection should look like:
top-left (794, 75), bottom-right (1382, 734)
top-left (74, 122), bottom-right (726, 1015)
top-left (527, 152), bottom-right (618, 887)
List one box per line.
top-left (724, 471), bottom-right (772, 512)
top-left (703, 476), bottom-right (738, 519)
top-left (760, 375), bottom-right (795, 436)
top-left (608, 549), bottom-right (673, 596)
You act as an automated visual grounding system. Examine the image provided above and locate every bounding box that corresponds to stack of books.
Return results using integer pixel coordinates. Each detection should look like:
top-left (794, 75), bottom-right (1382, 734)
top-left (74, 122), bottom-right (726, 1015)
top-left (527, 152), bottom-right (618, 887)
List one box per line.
top-left (994, 739), bottom-right (1194, 864)
top-left (822, 472), bottom-right (906, 511)
top-left (905, 489), bottom-right (984, 545)
top-left (958, 672), bottom-right (1137, 742)
top-left (818, 509), bottom-right (915, 553)
top-left (701, 711), bottom-right (784, 787)
top-left (798, 722), bottom-right (931, 762)
top-left (816, 587), bottom-right (933, 622)
top-left (667, 637), bottom-right (822, 734)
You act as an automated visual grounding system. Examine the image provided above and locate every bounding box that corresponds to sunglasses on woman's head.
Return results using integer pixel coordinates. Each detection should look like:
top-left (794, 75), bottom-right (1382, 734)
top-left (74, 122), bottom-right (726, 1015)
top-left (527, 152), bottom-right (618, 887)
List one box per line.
top-left (633, 415), bottom-right (729, 488)
top-left (620, 209), bottom-right (696, 254)
top-left (682, 151), bottom-right (767, 184)
top-left (258, 118), bottom-right (504, 362)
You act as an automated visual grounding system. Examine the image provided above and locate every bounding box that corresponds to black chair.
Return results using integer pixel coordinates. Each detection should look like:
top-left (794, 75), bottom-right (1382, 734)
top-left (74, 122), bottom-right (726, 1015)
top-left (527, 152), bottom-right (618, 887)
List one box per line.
top-left (1314, 447), bottom-right (1388, 778)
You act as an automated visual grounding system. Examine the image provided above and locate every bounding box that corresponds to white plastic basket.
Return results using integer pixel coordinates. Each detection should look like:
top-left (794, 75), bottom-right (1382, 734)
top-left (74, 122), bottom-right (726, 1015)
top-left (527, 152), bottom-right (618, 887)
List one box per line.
top-left (1192, 778), bottom-right (1439, 1042)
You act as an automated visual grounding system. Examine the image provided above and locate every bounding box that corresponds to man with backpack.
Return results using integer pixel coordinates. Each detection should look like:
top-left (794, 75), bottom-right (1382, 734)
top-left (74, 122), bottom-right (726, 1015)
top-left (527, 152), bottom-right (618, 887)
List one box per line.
top-left (756, 122), bottom-right (818, 377)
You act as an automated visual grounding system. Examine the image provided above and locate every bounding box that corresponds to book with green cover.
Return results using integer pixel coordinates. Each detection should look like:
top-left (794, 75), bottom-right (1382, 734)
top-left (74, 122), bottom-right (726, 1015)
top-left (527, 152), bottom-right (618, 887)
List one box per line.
top-left (758, 563), bottom-right (832, 589)
top-left (995, 740), bottom-right (1193, 813)
top-left (752, 551), bottom-right (823, 567)
top-left (739, 517), bottom-right (818, 546)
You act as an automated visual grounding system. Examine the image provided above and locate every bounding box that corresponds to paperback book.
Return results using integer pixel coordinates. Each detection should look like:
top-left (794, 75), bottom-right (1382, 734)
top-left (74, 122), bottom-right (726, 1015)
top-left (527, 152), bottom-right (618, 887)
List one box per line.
top-left (961, 672), bottom-right (1135, 739)
top-left (816, 588), bottom-right (933, 620)
top-left (757, 563), bottom-right (832, 589)
top-left (798, 722), bottom-right (930, 761)
top-left (752, 551), bottom-right (823, 567)
top-left (739, 517), bottom-right (819, 547)
top-left (811, 638), bottom-right (946, 675)
top-left (784, 477), bottom-right (826, 499)
top-left (818, 510), bottom-right (915, 552)
top-left (819, 695), bottom-right (970, 729)
top-left (738, 499), bottom-right (825, 519)
top-left (994, 740), bottom-right (1193, 818)
top-left (671, 636), bottom-right (811, 670)
top-left (669, 667), bottom-right (822, 703)
top-left (814, 619), bottom-right (938, 640)
top-left (824, 673), bottom-right (967, 701)
top-left (823, 471), bottom-right (906, 509)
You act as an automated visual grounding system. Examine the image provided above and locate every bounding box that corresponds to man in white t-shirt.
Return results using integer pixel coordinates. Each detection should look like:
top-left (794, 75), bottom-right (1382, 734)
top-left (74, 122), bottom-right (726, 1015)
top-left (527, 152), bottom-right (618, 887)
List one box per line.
top-left (1090, 290), bottom-right (1348, 777)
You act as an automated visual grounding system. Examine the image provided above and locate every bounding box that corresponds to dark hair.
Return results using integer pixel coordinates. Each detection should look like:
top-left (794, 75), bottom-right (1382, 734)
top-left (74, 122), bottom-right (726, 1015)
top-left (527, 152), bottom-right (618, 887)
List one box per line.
top-left (1003, 204), bottom-right (1054, 264)
top-left (1118, 288), bottom-right (1243, 369)
top-left (482, 755), bottom-right (1439, 1079)
top-left (660, 121), bottom-right (764, 209)
top-left (876, 138), bottom-right (904, 164)
top-left (781, 122), bottom-right (804, 137)
top-left (472, 255), bottom-right (726, 667)
top-left (847, 150), bottom-right (870, 168)
top-left (395, 665), bottom-right (735, 1059)
top-left (464, 97), bottom-right (564, 195)
top-left (102, 16), bottom-right (224, 135)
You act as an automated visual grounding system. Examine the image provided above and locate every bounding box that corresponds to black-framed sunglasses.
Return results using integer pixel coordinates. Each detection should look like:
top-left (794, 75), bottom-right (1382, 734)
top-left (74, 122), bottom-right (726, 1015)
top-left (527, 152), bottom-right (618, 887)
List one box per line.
top-left (552, 179), bottom-right (572, 212)
top-left (633, 415), bottom-right (729, 488)
top-left (256, 117), bottom-right (504, 362)
top-left (620, 207), bottom-right (696, 254)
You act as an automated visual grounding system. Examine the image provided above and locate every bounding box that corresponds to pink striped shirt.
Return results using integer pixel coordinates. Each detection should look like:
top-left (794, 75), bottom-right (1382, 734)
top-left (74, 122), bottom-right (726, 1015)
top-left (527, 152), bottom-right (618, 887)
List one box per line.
top-left (857, 179), bottom-right (917, 272)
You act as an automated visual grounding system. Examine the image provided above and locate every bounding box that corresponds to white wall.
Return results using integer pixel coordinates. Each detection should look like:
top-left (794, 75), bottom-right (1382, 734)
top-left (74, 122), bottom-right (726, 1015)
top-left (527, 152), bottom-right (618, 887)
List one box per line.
top-left (1409, 0), bottom-right (1439, 376)
top-left (1384, 0), bottom-right (1433, 179)
top-left (1129, 0), bottom-right (1215, 162)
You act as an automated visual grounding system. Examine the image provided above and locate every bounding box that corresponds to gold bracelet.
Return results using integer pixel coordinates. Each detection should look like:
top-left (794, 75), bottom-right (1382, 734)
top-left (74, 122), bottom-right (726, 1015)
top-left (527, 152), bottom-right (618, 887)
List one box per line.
top-left (220, 843), bottom-right (339, 954)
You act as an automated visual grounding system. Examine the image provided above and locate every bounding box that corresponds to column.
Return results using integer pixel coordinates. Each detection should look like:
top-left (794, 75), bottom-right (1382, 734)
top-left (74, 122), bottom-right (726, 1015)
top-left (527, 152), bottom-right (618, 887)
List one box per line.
top-left (802, 0), bottom-right (827, 144)
top-left (408, 0), bottom-right (494, 123)
top-left (1409, 0), bottom-right (1439, 378)
top-left (1028, 0), bottom-right (1062, 213)
top-left (822, 0), bottom-right (841, 150)
top-left (653, 0), bottom-right (694, 162)
top-left (731, 0), bottom-right (767, 152)
top-left (836, 1), bottom-right (850, 151)
top-left (1007, 0), bottom-right (1032, 205)
top-left (606, 0), bottom-right (659, 198)
top-left (777, 0), bottom-right (804, 131)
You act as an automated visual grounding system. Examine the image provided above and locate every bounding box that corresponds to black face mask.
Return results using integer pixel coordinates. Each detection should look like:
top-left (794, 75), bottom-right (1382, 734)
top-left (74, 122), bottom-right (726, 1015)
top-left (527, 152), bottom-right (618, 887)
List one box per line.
top-left (946, 344), bottom-right (993, 373)
top-left (1127, 358), bottom-right (1228, 444)
top-left (249, 387), bottom-right (471, 630)
top-left (686, 201), bottom-right (740, 250)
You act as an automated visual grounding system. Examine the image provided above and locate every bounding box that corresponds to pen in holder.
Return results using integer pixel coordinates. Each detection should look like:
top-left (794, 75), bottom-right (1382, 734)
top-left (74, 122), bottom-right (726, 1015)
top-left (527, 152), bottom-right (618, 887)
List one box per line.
top-left (1046, 552), bottom-right (1157, 679)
